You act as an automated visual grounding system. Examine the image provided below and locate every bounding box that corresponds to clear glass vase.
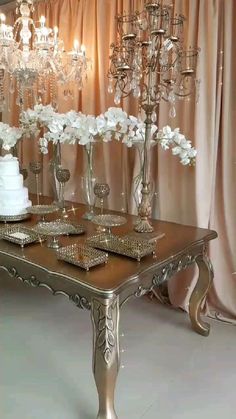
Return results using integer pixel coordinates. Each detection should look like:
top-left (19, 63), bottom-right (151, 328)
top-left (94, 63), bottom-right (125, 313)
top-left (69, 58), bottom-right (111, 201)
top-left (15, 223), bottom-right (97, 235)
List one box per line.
top-left (49, 141), bottom-right (62, 203)
top-left (81, 142), bottom-right (97, 220)
top-left (132, 142), bottom-right (159, 218)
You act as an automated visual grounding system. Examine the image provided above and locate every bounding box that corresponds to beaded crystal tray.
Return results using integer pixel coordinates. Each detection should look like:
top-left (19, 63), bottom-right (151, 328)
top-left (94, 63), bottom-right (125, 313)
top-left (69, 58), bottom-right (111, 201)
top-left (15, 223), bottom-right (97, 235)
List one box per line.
top-left (57, 244), bottom-right (108, 271)
top-left (53, 219), bottom-right (86, 235)
top-left (0, 225), bottom-right (45, 247)
top-left (87, 233), bottom-right (156, 261)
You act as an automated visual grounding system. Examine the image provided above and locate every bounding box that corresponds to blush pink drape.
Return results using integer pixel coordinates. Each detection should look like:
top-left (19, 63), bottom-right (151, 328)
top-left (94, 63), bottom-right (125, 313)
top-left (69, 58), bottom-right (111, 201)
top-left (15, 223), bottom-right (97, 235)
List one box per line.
top-left (2, 0), bottom-right (236, 322)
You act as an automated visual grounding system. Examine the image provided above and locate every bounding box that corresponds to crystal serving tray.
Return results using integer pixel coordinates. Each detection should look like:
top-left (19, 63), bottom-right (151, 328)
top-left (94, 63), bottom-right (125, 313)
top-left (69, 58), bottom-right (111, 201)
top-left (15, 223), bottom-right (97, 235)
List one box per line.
top-left (33, 221), bottom-right (76, 237)
top-left (27, 205), bottom-right (59, 216)
top-left (0, 213), bottom-right (31, 223)
top-left (53, 219), bottom-right (86, 235)
top-left (0, 225), bottom-right (45, 247)
top-left (57, 244), bottom-right (108, 271)
top-left (87, 234), bottom-right (157, 261)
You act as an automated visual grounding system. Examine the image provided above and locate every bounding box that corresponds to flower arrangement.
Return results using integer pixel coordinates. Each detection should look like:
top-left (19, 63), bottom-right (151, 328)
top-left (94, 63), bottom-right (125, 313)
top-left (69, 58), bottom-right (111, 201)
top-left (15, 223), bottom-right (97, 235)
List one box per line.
top-left (21, 105), bottom-right (197, 166)
top-left (0, 122), bottom-right (23, 151)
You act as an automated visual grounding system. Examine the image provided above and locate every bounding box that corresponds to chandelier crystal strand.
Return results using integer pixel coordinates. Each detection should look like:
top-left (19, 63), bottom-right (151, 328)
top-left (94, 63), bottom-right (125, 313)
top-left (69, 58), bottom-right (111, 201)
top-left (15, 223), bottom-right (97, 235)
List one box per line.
top-left (0, 0), bottom-right (91, 111)
top-left (108, 1), bottom-right (200, 233)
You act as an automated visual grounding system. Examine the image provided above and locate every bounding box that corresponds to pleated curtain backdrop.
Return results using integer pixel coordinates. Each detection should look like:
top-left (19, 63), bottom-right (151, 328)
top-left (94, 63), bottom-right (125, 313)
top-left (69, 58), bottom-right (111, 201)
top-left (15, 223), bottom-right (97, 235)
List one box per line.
top-left (2, 0), bottom-right (236, 321)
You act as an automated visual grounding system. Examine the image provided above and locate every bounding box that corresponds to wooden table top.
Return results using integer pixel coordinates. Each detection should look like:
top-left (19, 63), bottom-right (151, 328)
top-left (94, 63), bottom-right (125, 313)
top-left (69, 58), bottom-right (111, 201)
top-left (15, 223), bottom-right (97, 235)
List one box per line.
top-left (0, 197), bottom-right (217, 297)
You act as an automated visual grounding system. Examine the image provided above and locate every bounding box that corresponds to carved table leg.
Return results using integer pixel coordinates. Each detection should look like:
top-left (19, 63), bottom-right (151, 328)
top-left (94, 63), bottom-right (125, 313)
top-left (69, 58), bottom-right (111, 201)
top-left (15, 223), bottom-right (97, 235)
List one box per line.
top-left (91, 297), bottom-right (120, 419)
top-left (189, 254), bottom-right (214, 337)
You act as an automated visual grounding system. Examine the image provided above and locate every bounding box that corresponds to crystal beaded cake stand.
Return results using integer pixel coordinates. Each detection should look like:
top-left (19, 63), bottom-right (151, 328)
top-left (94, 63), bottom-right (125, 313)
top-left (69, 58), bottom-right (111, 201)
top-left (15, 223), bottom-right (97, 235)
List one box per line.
top-left (27, 205), bottom-right (59, 223)
top-left (91, 214), bottom-right (127, 234)
top-left (0, 213), bottom-right (31, 223)
top-left (33, 220), bottom-right (78, 249)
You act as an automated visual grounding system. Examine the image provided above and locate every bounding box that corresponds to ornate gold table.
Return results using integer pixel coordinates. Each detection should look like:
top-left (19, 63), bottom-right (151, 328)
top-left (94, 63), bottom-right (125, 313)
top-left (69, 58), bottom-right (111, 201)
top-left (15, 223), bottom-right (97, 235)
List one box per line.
top-left (0, 201), bottom-right (217, 419)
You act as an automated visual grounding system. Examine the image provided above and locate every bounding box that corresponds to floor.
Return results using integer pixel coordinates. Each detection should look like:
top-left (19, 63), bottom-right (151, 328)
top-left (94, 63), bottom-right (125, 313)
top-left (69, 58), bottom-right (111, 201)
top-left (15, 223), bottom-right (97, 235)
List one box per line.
top-left (0, 275), bottom-right (236, 419)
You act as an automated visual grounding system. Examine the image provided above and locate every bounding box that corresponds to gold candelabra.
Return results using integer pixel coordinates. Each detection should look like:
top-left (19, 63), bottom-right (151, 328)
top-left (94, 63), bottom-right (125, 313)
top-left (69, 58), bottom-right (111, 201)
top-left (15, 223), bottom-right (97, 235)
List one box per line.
top-left (108, 1), bottom-right (200, 232)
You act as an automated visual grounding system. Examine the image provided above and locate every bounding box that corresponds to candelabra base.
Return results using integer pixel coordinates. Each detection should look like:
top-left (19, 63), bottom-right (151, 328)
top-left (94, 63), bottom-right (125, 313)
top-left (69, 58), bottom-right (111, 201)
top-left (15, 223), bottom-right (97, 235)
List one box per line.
top-left (134, 218), bottom-right (154, 233)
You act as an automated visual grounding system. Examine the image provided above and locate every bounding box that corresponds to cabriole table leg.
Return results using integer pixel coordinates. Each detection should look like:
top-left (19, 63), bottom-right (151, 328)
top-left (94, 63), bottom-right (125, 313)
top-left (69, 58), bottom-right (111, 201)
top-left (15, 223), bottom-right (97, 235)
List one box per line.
top-left (91, 296), bottom-right (120, 419)
top-left (189, 254), bottom-right (214, 336)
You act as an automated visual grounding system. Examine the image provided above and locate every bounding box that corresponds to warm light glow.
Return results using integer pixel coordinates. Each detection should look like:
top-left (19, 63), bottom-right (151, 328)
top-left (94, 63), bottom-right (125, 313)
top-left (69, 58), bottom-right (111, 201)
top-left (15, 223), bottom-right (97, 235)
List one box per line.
top-left (73, 39), bottom-right (79, 51)
top-left (81, 44), bottom-right (86, 53)
top-left (0, 13), bottom-right (6, 23)
top-left (0, 1), bottom-right (90, 111)
top-left (40, 15), bottom-right (46, 25)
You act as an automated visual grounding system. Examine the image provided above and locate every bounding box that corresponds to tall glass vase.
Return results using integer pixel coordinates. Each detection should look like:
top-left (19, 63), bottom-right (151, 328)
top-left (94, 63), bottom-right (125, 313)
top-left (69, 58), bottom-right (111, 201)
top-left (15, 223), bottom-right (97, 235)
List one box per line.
top-left (132, 142), bottom-right (144, 214)
top-left (132, 141), bottom-right (159, 219)
top-left (81, 142), bottom-right (97, 220)
top-left (49, 141), bottom-right (62, 203)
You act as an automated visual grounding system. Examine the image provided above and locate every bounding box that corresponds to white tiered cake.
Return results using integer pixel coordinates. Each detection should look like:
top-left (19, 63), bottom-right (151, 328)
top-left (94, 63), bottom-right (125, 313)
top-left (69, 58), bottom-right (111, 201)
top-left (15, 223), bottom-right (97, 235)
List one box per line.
top-left (0, 154), bottom-right (32, 216)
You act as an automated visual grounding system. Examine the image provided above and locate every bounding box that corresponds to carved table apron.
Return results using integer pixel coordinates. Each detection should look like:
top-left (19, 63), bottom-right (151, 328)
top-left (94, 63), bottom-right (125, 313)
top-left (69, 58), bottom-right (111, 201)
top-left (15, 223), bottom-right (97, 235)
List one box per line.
top-left (0, 204), bottom-right (217, 419)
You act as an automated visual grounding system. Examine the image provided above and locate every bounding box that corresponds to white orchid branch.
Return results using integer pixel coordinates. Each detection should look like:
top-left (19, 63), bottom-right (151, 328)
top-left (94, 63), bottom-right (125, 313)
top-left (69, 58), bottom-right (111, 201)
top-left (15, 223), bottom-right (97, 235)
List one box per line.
top-left (21, 105), bottom-right (197, 166)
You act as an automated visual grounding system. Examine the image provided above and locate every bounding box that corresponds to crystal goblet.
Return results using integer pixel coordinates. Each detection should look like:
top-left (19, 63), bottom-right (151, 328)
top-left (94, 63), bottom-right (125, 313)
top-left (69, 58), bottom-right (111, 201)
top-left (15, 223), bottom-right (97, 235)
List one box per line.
top-left (29, 161), bottom-right (42, 205)
top-left (94, 183), bottom-right (110, 214)
top-left (94, 183), bottom-right (110, 232)
top-left (56, 168), bottom-right (71, 217)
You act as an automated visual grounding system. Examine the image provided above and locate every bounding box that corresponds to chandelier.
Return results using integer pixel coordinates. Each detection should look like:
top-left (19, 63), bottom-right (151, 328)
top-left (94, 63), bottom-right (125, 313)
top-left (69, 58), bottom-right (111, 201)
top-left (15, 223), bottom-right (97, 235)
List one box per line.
top-left (108, 1), bottom-right (200, 232)
top-left (0, 0), bottom-right (90, 111)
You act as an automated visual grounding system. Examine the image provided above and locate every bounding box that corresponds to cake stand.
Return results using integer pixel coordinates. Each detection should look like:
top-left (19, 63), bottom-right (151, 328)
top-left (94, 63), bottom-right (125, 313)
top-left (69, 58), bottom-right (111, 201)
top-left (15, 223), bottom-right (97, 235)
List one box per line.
top-left (0, 213), bottom-right (31, 223)
top-left (27, 205), bottom-right (59, 223)
top-left (91, 214), bottom-right (127, 234)
top-left (33, 220), bottom-right (79, 249)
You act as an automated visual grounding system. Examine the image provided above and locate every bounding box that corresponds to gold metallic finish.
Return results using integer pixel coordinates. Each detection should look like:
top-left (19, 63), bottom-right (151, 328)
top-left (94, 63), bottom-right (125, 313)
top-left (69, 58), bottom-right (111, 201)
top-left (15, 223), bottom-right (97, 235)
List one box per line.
top-left (33, 220), bottom-right (77, 248)
top-left (57, 244), bottom-right (108, 271)
top-left (91, 297), bottom-right (119, 419)
top-left (87, 233), bottom-right (156, 261)
top-left (0, 225), bottom-right (45, 248)
top-left (108, 4), bottom-right (200, 234)
top-left (189, 254), bottom-right (214, 337)
top-left (0, 196), bottom-right (218, 419)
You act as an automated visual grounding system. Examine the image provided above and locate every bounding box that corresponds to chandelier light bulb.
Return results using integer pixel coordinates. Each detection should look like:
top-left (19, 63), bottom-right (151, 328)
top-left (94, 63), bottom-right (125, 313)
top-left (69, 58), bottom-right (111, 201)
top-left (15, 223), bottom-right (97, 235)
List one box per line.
top-left (40, 15), bottom-right (46, 26)
top-left (73, 39), bottom-right (79, 52)
top-left (0, 13), bottom-right (6, 23)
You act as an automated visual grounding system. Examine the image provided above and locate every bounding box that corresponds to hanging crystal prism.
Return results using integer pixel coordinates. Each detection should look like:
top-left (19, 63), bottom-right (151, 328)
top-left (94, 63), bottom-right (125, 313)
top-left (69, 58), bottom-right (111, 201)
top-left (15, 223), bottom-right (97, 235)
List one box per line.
top-left (169, 105), bottom-right (176, 118)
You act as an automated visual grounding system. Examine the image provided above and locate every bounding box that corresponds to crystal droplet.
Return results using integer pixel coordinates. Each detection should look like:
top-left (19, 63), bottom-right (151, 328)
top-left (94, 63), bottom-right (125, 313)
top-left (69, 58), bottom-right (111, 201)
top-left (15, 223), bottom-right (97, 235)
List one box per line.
top-left (169, 105), bottom-right (176, 118)
top-left (151, 111), bottom-right (157, 123)
top-left (108, 83), bottom-right (113, 94)
top-left (114, 92), bottom-right (121, 105)
top-left (168, 91), bottom-right (176, 103)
